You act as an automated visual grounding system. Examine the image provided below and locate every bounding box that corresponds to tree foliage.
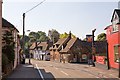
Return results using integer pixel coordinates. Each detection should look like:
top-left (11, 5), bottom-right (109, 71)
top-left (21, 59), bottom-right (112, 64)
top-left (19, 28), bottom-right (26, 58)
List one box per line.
top-left (20, 31), bottom-right (50, 55)
top-left (96, 33), bottom-right (106, 41)
top-left (48, 29), bottom-right (60, 43)
top-left (37, 31), bottom-right (49, 42)
top-left (29, 32), bottom-right (40, 42)
top-left (60, 32), bottom-right (76, 38)
top-left (83, 38), bottom-right (87, 41)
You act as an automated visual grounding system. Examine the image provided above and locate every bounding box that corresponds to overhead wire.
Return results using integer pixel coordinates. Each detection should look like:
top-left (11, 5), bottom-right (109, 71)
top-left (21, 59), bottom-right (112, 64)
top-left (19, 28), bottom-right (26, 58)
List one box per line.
top-left (25, 0), bottom-right (46, 14)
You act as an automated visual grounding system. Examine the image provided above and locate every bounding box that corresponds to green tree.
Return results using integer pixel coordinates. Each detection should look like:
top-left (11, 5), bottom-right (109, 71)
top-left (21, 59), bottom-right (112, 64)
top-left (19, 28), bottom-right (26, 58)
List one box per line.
top-left (48, 29), bottom-right (60, 43)
top-left (37, 31), bottom-right (49, 42)
top-left (29, 32), bottom-right (40, 42)
top-left (60, 32), bottom-right (76, 38)
top-left (96, 33), bottom-right (106, 41)
top-left (83, 38), bottom-right (87, 41)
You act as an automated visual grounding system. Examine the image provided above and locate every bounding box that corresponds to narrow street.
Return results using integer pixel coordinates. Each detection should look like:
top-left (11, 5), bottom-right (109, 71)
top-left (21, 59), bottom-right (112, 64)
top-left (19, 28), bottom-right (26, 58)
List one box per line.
top-left (31, 59), bottom-right (119, 79)
top-left (5, 59), bottom-right (119, 80)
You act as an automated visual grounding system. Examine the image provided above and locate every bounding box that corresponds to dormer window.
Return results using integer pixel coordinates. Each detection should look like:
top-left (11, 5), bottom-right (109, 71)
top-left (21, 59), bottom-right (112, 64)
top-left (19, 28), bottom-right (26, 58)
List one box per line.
top-left (56, 44), bottom-right (59, 48)
top-left (53, 45), bottom-right (55, 48)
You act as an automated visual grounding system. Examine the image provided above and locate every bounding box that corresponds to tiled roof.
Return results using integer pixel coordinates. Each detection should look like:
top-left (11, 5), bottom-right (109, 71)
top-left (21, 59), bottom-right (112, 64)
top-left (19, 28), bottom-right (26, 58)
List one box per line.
top-left (30, 42), bottom-right (37, 50)
top-left (104, 25), bottom-right (112, 30)
top-left (79, 41), bottom-right (92, 53)
top-left (2, 18), bottom-right (19, 32)
top-left (111, 9), bottom-right (120, 22)
top-left (53, 38), bottom-right (69, 50)
top-left (38, 42), bottom-right (48, 51)
top-left (80, 41), bottom-right (107, 54)
top-left (60, 38), bottom-right (78, 53)
top-left (60, 40), bottom-right (107, 54)
top-left (2, 18), bottom-right (14, 28)
top-left (94, 41), bottom-right (107, 53)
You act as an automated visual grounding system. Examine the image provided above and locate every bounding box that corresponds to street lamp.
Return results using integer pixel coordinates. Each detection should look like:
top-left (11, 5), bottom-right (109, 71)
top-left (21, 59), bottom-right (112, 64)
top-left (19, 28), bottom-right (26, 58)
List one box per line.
top-left (92, 29), bottom-right (96, 45)
top-left (92, 29), bottom-right (96, 53)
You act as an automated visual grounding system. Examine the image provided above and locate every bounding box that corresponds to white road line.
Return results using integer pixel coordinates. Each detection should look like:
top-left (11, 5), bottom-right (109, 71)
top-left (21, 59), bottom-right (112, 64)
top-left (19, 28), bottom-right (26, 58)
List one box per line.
top-left (50, 65), bottom-right (53, 67)
top-left (61, 71), bottom-right (69, 76)
top-left (35, 64), bottom-right (45, 80)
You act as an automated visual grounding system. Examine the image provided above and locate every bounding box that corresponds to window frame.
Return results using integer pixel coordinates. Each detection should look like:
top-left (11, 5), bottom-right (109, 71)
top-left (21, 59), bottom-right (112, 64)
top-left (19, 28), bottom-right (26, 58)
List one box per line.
top-left (112, 13), bottom-right (119, 32)
top-left (114, 45), bottom-right (119, 63)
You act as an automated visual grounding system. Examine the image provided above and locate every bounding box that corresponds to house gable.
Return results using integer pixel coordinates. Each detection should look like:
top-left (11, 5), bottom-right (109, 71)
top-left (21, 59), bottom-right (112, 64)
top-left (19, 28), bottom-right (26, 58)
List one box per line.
top-left (111, 9), bottom-right (120, 32)
top-left (60, 38), bottom-right (78, 53)
top-left (111, 9), bottom-right (120, 22)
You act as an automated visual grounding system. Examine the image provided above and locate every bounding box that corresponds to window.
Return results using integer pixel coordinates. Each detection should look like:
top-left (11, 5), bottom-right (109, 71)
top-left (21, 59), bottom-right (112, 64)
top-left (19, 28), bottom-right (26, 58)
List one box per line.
top-left (114, 46), bottom-right (119, 63)
top-left (56, 44), bottom-right (59, 48)
top-left (112, 20), bottom-right (118, 32)
top-left (112, 13), bottom-right (119, 32)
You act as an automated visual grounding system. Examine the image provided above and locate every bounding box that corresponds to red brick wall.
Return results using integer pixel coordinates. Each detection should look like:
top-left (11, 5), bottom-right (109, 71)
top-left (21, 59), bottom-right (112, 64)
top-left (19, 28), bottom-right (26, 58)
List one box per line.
top-left (96, 56), bottom-right (105, 64)
top-left (50, 50), bottom-right (55, 61)
top-left (55, 51), bottom-right (60, 62)
top-left (106, 25), bottom-right (119, 69)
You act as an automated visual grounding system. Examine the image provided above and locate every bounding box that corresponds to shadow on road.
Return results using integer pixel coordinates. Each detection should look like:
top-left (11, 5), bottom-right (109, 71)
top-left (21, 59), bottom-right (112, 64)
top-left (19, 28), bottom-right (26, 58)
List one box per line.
top-left (2, 64), bottom-right (40, 80)
top-left (35, 68), bottom-right (55, 80)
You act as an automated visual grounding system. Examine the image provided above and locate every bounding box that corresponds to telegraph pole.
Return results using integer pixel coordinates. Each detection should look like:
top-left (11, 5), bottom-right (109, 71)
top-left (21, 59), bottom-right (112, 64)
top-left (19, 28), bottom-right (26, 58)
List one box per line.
top-left (22, 0), bottom-right (46, 64)
top-left (0, 0), bottom-right (2, 79)
top-left (23, 13), bottom-right (25, 56)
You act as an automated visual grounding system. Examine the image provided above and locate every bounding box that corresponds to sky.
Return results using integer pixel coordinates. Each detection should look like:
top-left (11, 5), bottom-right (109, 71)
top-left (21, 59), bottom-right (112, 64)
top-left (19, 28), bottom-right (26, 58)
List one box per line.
top-left (2, 0), bottom-right (119, 39)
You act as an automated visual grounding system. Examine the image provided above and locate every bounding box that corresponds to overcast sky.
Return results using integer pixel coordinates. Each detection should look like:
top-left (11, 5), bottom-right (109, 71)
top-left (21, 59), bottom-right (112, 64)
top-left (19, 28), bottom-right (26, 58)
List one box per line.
top-left (2, 0), bottom-right (119, 39)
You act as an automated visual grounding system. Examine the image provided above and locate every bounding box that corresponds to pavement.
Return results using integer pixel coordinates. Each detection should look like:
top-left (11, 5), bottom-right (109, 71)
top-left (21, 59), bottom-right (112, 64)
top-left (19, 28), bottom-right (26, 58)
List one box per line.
top-left (81, 65), bottom-right (119, 78)
top-left (2, 59), bottom-right (41, 80)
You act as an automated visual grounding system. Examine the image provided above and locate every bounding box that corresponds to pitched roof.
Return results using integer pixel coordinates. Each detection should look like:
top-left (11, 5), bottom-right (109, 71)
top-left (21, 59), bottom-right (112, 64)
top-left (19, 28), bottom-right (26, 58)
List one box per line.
top-left (94, 41), bottom-right (107, 53)
top-left (2, 18), bottom-right (19, 32)
top-left (79, 41), bottom-right (92, 53)
top-left (30, 42), bottom-right (38, 50)
top-left (104, 25), bottom-right (112, 30)
top-left (52, 38), bottom-right (69, 50)
top-left (55, 38), bottom-right (67, 45)
top-left (38, 42), bottom-right (48, 51)
top-left (60, 38), bottom-right (78, 53)
top-left (2, 18), bottom-right (14, 28)
top-left (111, 9), bottom-right (120, 22)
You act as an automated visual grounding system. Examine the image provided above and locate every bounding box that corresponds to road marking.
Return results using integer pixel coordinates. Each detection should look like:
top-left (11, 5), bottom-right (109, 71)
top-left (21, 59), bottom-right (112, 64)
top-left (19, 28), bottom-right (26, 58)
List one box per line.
top-left (35, 64), bottom-right (44, 80)
top-left (55, 68), bottom-right (58, 69)
top-left (50, 65), bottom-right (53, 67)
top-left (61, 71), bottom-right (69, 76)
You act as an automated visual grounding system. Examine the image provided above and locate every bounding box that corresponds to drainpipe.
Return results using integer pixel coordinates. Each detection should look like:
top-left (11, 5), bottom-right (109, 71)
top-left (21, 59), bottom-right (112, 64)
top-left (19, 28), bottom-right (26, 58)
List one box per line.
top-left (106, 41), bottom-right (110, 70)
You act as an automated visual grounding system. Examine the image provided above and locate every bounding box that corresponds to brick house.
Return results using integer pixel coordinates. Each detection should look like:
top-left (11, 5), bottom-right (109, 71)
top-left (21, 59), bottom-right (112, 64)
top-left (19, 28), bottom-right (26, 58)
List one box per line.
top-left (30, 41), bottom-right (52, 60)
top-left (49, 32), bottom-right (72, 62)
top-left (50, 32), bottom-right (107, 63)
top-left (49, 32), bottom-right (90, 63)
top-left (30, 42), bottom-right (39, 59)
top-left (105, 9), bottom-right (120, 69)
top-left (2, 18), bottom-right (20, 69)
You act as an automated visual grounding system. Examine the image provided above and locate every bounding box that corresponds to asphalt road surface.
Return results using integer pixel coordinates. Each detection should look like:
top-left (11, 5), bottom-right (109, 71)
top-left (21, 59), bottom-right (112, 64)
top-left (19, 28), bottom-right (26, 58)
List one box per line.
top-left (31, 59), bottom-right (119, 80)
